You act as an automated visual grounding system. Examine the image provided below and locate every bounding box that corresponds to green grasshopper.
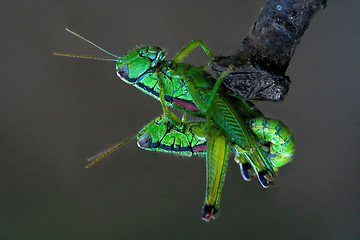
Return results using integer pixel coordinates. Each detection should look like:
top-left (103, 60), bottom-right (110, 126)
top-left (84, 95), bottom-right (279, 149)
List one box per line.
top-left (54, 29), bottom-right (291, 188)
top-left (86, 115), bottom-right (294, 221)
top-left (136, 115), bottom-right (229, 222)
top-left (113, 43), bottom-right (278, 187)
top-left (135, 116), bottom-right (294, 221)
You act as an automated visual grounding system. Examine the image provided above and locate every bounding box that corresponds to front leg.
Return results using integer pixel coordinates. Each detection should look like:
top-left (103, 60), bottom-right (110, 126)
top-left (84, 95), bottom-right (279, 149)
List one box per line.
top-left (157, 69), bottom-right (183, 127)
top-left (173, 39), bottom-right (214, 69)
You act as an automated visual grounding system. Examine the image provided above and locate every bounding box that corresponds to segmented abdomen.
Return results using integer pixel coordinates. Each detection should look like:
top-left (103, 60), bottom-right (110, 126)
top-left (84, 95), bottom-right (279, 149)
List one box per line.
top-left (250, 117), bottom-right (295, 168)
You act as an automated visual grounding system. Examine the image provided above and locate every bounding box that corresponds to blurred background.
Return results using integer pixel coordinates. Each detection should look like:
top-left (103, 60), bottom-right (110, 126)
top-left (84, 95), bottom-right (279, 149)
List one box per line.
top-left (1, 1), bottom-right (359, 239)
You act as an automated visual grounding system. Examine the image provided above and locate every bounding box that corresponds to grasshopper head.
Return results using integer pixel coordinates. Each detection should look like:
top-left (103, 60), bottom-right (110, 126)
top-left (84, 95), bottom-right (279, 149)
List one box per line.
top-left (116, 46), bottom-right (167, 84)
top-left (136, 117), bottom-right (168, 150)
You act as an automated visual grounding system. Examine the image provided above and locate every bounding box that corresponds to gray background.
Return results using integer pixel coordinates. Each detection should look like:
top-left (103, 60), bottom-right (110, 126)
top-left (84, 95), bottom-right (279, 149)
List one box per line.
top-left (1, 1), bottom-right (359, 239)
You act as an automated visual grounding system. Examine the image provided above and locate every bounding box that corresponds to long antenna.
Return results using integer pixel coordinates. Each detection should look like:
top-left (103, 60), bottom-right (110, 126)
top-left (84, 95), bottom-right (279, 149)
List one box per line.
top-left (65, 27), bottom-right (120, 59)
top-left (53, 52), bottom-right (118, 61)
top-left (86, 135), bottom-right (136, 168)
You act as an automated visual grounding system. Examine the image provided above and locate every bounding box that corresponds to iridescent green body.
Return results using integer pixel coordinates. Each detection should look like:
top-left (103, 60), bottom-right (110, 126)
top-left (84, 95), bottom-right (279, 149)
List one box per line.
top-left (116, 48), bottom-right (214, 115)
top-left (136, 115), bottom-right (295, 221)
top-left (136, 116), bottom-right (230, 221)
top-left (116, 43), bottom-right (280, 187)
top-left (55, 31), bottom-right (296, 222)
top-left (136, 116), bottom-right (208, 157)
top-left (250, 117), bottom-right (295, 169)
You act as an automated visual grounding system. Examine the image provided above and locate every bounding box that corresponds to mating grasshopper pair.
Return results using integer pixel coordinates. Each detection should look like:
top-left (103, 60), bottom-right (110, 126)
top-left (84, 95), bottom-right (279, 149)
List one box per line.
top-left (54, 29), bottom-right (295, 221)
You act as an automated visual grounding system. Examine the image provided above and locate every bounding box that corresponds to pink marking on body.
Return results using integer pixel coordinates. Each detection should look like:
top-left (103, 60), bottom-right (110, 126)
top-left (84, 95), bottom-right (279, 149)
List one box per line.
top-left (173, 98), bottom-right (199, 111)
top-left (193, 144), bottom-right (207, 152)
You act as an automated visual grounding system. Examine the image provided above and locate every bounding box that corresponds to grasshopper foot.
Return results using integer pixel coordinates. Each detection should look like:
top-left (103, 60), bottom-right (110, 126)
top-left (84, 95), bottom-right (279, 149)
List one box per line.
top-left (240, 163), bottom-right (256, 181)
top-left (257, 170), bottom-right (274, 188)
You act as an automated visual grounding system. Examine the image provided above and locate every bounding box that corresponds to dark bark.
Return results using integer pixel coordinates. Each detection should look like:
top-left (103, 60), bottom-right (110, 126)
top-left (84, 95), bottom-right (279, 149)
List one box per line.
top-left (212, 0), bottom-right (327, 101)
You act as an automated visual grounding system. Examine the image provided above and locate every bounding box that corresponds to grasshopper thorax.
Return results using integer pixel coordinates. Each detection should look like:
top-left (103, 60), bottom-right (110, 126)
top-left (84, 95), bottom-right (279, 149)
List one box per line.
top-left (116, 46), bottom-right (167, 84)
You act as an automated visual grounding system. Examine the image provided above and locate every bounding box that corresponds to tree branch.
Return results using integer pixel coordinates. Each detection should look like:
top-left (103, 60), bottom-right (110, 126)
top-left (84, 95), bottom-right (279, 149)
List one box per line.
top-left (212, 0), bottom-right (327, 101)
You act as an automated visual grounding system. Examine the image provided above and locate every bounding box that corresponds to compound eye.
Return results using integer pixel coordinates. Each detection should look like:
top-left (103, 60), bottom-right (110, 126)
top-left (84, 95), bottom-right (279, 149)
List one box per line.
top-left (116, 64), bottom-right (129, 78)
top-left (137, 133), bottom-right (152, 149)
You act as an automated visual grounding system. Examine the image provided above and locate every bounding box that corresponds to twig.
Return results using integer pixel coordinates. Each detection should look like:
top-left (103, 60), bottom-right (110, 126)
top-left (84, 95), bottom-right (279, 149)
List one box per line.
top-left (212, 0), bottom-right (327, 101)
